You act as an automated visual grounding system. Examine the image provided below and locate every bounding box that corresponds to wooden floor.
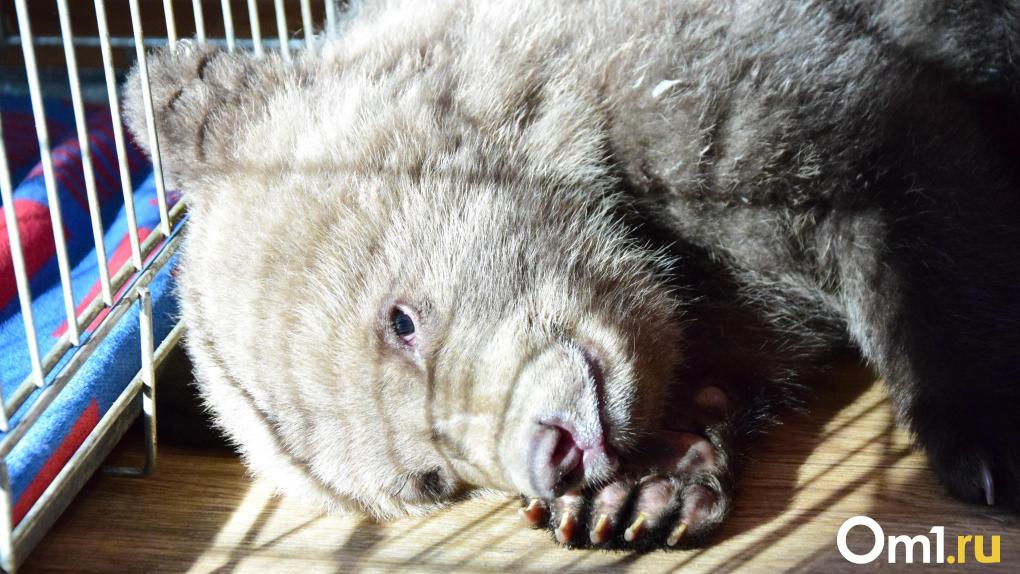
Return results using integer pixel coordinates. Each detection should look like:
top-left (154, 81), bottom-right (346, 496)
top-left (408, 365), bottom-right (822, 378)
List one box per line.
top-left (22, 363), bottom-right (1020, 573)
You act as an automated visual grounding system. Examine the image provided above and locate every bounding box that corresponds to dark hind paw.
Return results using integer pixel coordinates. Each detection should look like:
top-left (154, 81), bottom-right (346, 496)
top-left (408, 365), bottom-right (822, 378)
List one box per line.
top-left (926, 440), bottom-right (1019, 511)
top-left (913, 403), bottom-right (1020, 511)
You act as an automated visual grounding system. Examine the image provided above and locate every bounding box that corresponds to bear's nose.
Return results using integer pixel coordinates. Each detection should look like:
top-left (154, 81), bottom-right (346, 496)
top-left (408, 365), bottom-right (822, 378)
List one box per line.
top-left (527, 418), bottom-right (617, 498)
top-left (519, 341), bottom-right (618, 498)
top-left (528, 421), bottom-right (585, 498)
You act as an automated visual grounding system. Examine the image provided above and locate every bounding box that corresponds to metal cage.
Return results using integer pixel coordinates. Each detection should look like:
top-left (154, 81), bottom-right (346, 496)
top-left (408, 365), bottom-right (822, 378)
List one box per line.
top-left (0, 1), bottom-right (338, 570)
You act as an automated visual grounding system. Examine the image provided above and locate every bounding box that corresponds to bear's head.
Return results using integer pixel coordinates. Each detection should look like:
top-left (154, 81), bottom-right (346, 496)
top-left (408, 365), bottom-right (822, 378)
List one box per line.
top-left (124, 39), bottom-right (685, 518)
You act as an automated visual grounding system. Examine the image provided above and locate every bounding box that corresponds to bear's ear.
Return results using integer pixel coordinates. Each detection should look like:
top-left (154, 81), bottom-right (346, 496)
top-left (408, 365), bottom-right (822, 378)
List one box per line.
top-left (122, 41), bottom-right (266, 189)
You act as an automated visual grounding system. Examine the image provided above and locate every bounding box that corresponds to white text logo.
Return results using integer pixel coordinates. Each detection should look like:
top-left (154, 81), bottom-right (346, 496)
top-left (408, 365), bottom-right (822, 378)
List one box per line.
top-left (836, 516), bottom-right (1000, 565)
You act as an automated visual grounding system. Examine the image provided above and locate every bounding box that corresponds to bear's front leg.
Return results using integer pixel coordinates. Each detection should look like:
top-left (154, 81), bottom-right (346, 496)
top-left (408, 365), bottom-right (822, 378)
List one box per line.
top-left (516, 382), bottom-right (758, 550)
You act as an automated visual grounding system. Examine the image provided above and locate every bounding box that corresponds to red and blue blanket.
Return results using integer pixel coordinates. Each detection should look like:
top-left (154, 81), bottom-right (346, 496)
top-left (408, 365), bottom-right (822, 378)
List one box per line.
top-left (1, 95), bottom-right (180, 525)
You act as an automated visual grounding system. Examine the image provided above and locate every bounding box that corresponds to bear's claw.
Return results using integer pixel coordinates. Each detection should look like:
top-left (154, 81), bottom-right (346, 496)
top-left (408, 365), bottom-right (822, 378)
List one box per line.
top-left (980, 459), bottom-right (995, 506)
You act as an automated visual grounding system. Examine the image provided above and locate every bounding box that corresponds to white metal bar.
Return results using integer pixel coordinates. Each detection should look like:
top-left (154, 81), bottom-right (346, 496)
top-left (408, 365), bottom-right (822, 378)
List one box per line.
top-left (0, 463), bottom-right (14, 572)
top-left (13, 0), bottom-right (81, 347)
top-left (0, 117), bottom-right (45, 418)
top-left (221, 0), bottom-right (236, 52)
top-left (107, 320), bottom-right (184, 478)
top-left (247, 0), bottom-right (264, 56)
top-left (139, 288), bottom-right (157, 475)
top-left (162, 0), bottom-right (178, 49)
top-left (192, 0), bottom-right (207, 44)
top-left (94, 0), bottom-right (144, 272)
top-left (56, 0), bottom-right (114, 308)
top-left (325, 0), bottom-right (338, 35)
top-left (300, 0), bottom-right (314, 48)
top-left (274, 0), bottom-right (291, 60)
top-left (127, 0), bottom-right (172, 238)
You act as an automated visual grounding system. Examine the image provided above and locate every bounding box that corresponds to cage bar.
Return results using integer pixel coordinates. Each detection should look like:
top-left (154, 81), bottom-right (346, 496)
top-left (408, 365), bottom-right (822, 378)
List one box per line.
top-left (274, 0), bottom-right (291, 60)
top-left (0, 465), bottom-right (13, 571)
top-left (0, 119), bottom-right (45, 416)
top-left (221, 0), bottom-right (237, 52)
top-left (94, 0), bottom-right (144, 272)
top-left (56, 0), bottom-right (115, 308)
top-left (103, 320), bottom-right (183, 479)
top-left (105, 290), bottom-right (159, 478)
top-left (192, 0), bottom-right (207, 44)
top-left (247, 0), bottom-right (265, 56)
top-left (162, 0), bottom-right (178, 49)
top-left (13, 0), bottom-right (81, 347)
top-left (301, 0), bottom-right (314, 48)
top-left (127, 0), bottom-right (172, 238)
top-left (139, 287), bottom-right (157, 476)
top-left (326, 0), bottom-right (338, 34)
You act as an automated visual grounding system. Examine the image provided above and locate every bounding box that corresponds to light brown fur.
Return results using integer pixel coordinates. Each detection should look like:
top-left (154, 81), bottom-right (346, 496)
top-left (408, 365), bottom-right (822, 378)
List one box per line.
top-left (124, 0), bottom-right (1020, 547)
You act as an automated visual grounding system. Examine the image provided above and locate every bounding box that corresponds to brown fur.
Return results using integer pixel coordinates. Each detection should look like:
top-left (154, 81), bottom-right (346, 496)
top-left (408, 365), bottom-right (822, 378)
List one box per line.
top-left (124, 0), bottom-right (1020, 547)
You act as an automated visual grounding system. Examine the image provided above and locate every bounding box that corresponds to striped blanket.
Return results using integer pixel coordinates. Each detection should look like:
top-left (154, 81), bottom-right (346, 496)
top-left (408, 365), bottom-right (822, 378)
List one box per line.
top-left (0, 95), bottom-right (180, 525)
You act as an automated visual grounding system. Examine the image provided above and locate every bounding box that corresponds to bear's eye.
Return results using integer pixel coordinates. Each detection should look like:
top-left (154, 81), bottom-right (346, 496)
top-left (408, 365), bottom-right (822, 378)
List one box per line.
top-left (391, 307), bottom-right (416, 343)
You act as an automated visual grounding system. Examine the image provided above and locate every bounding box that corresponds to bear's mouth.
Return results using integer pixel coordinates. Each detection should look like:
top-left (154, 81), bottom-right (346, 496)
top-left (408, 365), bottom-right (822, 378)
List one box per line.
top-left (580, 345), bottom-right (612, 446)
